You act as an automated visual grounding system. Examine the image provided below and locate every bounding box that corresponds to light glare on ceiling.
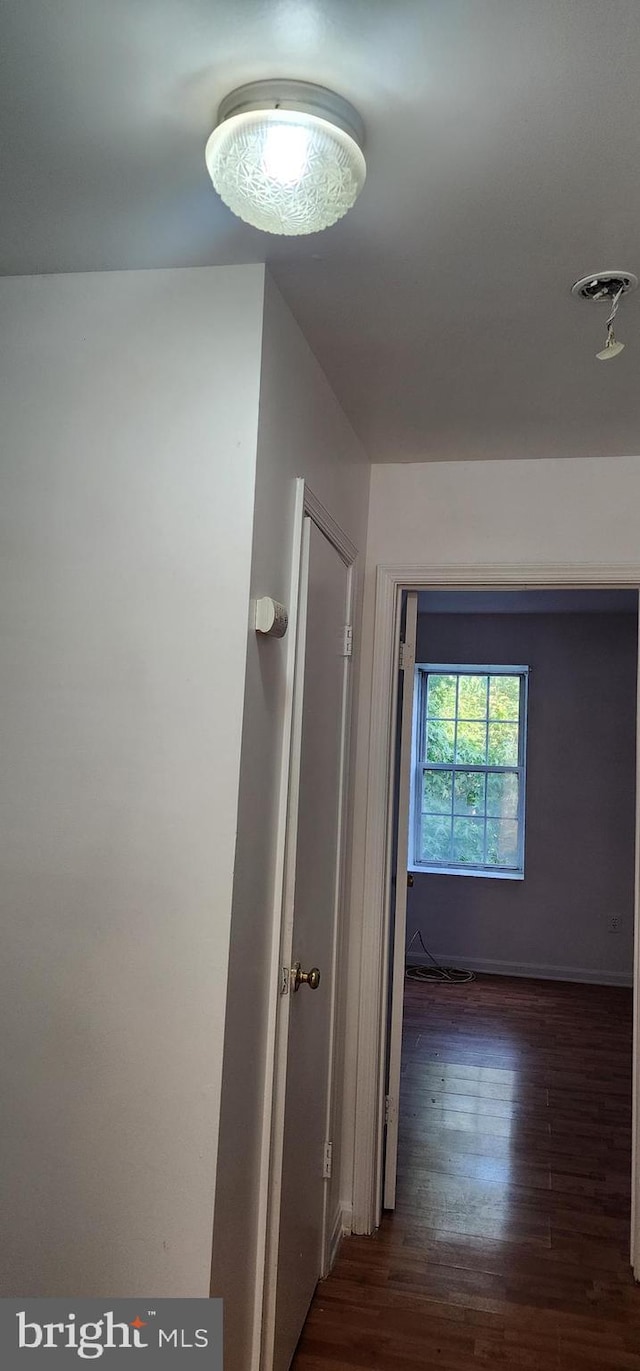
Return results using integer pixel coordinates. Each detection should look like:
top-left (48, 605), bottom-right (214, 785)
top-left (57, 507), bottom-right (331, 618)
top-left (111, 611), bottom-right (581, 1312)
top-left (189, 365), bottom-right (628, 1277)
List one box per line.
top-left (205, 80), bottom-right (366, 236)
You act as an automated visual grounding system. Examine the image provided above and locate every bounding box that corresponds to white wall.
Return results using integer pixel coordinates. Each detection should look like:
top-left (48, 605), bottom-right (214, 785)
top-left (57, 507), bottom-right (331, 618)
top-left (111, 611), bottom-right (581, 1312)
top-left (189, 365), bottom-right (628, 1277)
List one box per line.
top-left (367, 456), bottom-right (640, 569)
top-left (0, 266), bottom-right (265, 1296)
top-left (210, 275), bottom-right (370, 1371)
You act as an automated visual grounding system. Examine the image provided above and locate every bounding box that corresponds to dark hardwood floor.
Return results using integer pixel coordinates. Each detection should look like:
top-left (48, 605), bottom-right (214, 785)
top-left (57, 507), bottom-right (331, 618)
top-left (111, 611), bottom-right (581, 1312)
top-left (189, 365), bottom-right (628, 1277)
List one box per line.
top-left (293, 974), bottom-right (637, 1370)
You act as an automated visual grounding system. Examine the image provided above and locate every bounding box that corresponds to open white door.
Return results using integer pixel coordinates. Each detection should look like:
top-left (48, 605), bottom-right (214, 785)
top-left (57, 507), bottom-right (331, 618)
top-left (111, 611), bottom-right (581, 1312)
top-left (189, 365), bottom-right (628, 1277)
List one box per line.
top-left (383, 591), bottom-right (418, 1210)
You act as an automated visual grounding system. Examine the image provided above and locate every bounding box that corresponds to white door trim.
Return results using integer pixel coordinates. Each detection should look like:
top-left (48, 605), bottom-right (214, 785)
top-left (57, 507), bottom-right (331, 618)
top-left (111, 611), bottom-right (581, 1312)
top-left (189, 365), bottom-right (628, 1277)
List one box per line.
top-left (383, 591), bottom-right (418, 1210)
top-left (351, 560), bottom-right (640, 1276)
top-left (253, 480), bottom-right (358, 1371)
top-left (303, 485), bottom-right (358, 568)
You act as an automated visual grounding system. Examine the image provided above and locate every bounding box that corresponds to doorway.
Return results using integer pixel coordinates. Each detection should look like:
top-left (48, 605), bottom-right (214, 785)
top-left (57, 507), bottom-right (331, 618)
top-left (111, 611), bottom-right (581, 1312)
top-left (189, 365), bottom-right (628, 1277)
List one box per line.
top-left (386, 583), bottom-right (637, 1235)
top-left (288, 581), bottom-right (640, 1369)
top-left (350, 567), bottom-right (640, 1274)
top-left (387, 586), bottom-right (638, 1212)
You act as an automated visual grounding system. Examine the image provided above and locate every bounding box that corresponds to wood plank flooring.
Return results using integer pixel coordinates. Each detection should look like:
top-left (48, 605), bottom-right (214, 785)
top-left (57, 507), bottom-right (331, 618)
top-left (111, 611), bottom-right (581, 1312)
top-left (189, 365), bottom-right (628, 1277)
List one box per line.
top-left (292, 975), bottom-right (637, 1370)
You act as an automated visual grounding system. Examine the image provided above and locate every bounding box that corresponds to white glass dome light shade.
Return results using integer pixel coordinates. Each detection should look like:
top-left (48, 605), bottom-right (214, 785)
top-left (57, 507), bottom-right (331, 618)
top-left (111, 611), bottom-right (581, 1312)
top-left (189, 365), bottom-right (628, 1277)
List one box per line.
top-left (205, 81), bottom-right (366, 236)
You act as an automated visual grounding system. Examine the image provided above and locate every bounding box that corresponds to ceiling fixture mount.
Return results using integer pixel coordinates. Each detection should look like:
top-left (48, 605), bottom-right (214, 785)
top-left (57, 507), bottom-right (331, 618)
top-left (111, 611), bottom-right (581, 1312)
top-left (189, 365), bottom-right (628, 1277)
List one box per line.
top-left (205, 80), bottom-right (366, 236)
top-left (571, 270), bottom-right (637, 360)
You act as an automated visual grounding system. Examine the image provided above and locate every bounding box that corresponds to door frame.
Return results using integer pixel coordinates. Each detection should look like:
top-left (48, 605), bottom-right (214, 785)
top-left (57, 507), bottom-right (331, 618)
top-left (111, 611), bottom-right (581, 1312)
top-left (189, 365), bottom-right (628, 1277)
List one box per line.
top-left (254, 479), bottom-right (358, 1371)
top-left (383, 589), bottom-right (418, 1210)
top-left (351, 560), bottom-right (640, 1275)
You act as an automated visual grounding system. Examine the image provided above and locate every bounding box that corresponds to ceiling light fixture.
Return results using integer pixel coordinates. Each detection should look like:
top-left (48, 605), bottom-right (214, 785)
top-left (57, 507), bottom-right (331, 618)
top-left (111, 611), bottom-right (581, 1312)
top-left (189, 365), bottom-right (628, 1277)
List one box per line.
top-left (571, 270), bottom-right (637, 361)
top-left (205, 80), bottom-right (366, 236)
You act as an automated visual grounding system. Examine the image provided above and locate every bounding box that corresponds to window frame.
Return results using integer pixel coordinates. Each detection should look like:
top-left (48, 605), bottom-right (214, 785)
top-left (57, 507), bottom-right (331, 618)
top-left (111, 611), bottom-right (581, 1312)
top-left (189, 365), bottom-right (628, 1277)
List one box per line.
top-left (409, 663), bottom-right (529, 879)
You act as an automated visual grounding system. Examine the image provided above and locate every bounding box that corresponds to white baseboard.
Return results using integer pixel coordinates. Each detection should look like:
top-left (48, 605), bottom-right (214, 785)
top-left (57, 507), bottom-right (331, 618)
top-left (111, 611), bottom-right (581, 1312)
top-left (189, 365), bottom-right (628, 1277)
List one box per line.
top-left (340, 1201), bottom-right (353, 1236)
top-left (410, 954), bottom-right (632, 987)
top-left (326, 1203), bottom-right (351, 1274)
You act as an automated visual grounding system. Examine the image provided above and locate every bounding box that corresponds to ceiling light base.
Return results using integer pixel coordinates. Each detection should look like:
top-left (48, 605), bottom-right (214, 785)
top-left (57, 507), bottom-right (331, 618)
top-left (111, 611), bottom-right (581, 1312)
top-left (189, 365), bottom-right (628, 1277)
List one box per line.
top-left (571, 270), bottom-right (638, 301)
top-left (216, 80), bottom-right (364, 150)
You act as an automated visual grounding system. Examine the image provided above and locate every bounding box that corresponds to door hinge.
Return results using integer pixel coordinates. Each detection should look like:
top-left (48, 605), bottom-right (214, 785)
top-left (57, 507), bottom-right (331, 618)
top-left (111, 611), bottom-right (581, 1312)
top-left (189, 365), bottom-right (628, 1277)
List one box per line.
top-left (398, 640), bottom-right (406, 670)
top-left (322, 1141), bottom-right (333, 1179)
top-left (341, 624), bottom-right (353, 659)
top-left (385, 1095), bottom-right (390, 1125)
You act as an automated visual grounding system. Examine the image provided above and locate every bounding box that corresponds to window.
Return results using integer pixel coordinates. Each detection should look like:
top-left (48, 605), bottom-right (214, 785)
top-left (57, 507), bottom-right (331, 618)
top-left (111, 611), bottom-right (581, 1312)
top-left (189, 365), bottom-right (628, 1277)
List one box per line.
top-left (411, 665), bottom-right (528, 877)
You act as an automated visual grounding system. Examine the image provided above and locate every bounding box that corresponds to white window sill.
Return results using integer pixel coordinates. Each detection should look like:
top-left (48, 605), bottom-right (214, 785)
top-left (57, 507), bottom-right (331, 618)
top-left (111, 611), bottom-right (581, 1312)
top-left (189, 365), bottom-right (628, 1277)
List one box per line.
top-left (408, 863), bottom-right (524, 881)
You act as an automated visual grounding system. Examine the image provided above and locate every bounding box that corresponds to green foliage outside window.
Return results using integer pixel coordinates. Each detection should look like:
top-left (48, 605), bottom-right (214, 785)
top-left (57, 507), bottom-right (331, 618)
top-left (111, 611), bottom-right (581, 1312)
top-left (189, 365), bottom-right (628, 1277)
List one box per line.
top-left (418, 668), bottom-right (526, 872)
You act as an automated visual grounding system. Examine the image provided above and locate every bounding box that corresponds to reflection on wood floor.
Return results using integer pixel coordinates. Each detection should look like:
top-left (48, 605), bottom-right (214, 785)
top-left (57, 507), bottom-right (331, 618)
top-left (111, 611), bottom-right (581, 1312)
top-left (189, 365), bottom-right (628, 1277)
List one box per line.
top-left (292, 974), bottom-right (638, 1370)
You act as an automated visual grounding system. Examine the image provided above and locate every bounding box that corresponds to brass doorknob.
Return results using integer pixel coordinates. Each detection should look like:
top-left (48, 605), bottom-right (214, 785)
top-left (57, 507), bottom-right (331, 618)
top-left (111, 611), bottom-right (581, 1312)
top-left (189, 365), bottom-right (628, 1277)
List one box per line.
top-left (291, 962), bottom-right (321, 993)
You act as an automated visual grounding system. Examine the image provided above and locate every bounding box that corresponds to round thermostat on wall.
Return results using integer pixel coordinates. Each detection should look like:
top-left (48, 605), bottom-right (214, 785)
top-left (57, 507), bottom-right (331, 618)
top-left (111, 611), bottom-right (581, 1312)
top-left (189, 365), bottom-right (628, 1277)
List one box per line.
top-left (255, 596), bottom-right (288, 638)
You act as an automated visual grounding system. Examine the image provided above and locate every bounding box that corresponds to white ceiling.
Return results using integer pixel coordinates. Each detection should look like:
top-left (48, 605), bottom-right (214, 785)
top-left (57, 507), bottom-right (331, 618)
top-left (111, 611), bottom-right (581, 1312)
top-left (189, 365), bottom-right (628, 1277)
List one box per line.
top-left (4, 0), bottom-right (640, 463)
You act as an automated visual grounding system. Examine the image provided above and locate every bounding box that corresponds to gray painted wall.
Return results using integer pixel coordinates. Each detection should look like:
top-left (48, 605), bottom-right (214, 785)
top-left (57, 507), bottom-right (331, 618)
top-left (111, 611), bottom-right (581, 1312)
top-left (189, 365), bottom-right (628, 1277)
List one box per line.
top-left (408, 612), bottom-right (637, 984)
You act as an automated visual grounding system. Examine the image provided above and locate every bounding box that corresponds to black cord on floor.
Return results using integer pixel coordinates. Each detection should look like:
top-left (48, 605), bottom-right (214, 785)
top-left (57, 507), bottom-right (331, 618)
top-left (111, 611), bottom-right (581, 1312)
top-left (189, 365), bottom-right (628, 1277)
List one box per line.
top-left (405, 930), bottom-right (475, 984)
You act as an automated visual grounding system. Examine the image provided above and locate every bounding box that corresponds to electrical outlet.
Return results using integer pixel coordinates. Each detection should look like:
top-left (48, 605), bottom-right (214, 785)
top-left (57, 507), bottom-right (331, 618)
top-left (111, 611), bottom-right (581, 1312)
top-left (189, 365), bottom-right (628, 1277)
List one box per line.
top-left (607, 914), bottom-right (622, 933)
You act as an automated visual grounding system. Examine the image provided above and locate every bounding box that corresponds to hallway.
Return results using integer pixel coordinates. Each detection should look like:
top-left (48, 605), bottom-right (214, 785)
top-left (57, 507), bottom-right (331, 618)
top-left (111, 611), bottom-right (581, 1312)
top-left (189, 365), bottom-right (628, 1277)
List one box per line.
top-left (293, 975), bottom-right (637, 1370)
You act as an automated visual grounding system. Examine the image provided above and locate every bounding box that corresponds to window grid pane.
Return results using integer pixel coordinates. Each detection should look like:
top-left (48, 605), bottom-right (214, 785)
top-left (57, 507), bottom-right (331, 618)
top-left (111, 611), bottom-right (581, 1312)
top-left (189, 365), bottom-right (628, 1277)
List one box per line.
top-left (458, 674), bottom-right (488, 721)
top-left (453, 771), bottom-right (486, 815)
top-left (416, 667), bottom-right (527, 873)
top-left (426, 673), bottom-right (457, 719)
top-left (420, 767), bottom-right (522, 867)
